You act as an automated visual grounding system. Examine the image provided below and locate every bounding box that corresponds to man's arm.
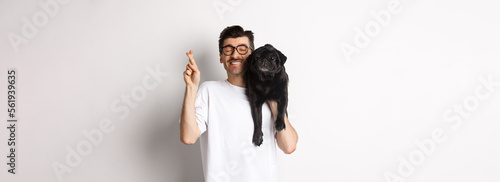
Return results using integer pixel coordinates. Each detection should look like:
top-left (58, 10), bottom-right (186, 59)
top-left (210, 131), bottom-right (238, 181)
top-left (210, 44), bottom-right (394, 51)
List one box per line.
top-left (268, 101), bottom-right (298, 154)
top-left (276, 114), bottom-right (298, 154)
top-left (180, 50), bottom-right (201, 145)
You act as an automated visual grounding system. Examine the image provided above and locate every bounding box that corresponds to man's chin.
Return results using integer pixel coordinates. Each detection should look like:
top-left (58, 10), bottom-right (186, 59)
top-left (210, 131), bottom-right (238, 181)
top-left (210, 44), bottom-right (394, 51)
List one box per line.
top-left (227, 69), bottom-right (244, 76)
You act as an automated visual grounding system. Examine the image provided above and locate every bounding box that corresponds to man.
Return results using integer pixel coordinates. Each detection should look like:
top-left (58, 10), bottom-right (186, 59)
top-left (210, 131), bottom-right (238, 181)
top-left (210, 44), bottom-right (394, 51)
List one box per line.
top-left (180, 25), bottom-right (298, 181)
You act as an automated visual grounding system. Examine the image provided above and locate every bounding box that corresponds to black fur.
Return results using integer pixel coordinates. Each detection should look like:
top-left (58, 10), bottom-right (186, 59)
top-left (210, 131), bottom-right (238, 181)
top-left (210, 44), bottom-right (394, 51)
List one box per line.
top-left (245, 44), bottom-right (288, 146)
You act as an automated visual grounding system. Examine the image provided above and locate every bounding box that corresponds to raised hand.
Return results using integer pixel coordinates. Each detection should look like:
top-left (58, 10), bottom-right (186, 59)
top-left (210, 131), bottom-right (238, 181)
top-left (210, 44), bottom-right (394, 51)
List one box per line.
top-left (183, 50), bottom-right (200, 88)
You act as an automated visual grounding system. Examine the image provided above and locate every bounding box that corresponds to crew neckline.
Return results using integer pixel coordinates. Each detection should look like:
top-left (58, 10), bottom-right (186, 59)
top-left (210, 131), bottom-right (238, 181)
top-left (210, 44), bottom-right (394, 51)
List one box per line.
top-left (225, 79), bottom-right (246, 93)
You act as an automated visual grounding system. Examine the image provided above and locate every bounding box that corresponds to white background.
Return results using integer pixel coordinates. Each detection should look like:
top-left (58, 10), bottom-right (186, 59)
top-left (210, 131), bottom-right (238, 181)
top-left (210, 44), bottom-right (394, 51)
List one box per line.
top-left (1, 0), bottom-right (499, 181)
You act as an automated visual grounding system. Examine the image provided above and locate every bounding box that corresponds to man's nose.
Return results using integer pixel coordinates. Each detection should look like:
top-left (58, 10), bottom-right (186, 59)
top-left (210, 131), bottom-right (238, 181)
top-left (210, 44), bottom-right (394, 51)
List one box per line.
top-left (230, 50), bottom-right (241, 59)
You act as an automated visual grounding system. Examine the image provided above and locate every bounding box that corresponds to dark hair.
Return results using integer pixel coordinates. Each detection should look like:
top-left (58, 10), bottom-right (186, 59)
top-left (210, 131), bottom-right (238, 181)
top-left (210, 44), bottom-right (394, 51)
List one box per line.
top-left (218, 25), bottom-right (255, 54)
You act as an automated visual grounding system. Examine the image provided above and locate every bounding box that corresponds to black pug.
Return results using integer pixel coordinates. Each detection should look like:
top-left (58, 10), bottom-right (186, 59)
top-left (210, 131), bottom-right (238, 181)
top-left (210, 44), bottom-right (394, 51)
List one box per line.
top-left (245, 44), bottom-right (288, 146)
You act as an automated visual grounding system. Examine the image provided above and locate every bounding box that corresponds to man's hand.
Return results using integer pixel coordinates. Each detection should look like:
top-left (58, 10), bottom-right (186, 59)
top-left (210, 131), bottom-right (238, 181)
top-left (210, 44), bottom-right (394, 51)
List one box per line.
top-left (266, 100), bottom-right (278, 121)
top-left (183, 50), bottom-right (200, 88)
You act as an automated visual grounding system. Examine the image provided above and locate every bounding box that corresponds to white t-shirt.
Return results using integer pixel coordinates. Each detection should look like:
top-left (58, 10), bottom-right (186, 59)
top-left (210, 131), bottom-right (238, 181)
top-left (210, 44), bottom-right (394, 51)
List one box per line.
top-left (195, 79), bottom-right (278, 182)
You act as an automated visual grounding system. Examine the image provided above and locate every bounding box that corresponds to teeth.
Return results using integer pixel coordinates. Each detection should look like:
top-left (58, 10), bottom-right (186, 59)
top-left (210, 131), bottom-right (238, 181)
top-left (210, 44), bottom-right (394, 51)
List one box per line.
top-left (230, 62), bottom-right (241, 65)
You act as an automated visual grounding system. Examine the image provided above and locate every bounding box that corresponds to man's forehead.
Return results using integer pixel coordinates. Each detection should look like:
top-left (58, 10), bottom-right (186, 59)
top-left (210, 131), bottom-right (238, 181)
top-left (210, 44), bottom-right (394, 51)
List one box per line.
top-left (223, 37), bottom-right (250, 46)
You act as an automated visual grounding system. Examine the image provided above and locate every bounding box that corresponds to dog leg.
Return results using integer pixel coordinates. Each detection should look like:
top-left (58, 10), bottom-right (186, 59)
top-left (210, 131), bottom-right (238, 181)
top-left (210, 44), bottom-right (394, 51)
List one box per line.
top-left (251, 98), bottom-right (265, 146)
top-left (275, 95), bottom-right (287, 131)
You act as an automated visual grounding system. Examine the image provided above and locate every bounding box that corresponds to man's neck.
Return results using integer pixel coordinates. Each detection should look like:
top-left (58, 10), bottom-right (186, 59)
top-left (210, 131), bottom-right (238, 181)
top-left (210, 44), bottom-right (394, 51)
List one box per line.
top-left (227, 75), bottom-right (246, 88)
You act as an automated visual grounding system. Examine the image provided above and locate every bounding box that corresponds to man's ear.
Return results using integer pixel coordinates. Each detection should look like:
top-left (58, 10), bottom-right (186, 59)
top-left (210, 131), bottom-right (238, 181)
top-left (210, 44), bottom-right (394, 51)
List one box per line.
top-left (276, 49), bottom-right (287, 65)
top-left (219, 54), bottom-right (222, 63)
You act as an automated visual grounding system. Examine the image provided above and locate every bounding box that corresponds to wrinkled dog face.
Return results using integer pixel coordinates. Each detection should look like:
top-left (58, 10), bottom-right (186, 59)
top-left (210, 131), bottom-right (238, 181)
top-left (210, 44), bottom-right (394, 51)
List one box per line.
top-left (249, 44), bottom-right (287, 80)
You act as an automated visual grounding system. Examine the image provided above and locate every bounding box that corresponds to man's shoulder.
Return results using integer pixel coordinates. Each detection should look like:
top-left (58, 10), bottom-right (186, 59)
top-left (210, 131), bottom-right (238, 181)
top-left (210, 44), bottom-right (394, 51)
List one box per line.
top-left (199, 80), bottom-right (228, 91)
top-left (200, 80), bottom-right (226, 87)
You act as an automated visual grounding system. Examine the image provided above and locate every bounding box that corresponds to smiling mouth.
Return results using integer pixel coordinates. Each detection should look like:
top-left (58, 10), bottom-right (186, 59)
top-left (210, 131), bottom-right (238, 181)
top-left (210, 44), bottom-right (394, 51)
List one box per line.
top-left (229, 61), bottom-right (242, 65)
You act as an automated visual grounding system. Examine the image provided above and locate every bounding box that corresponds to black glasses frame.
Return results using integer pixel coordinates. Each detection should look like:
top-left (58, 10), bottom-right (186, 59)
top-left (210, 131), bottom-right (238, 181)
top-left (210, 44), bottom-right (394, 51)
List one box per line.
top-left (220, 45), bottom-right (253, 56)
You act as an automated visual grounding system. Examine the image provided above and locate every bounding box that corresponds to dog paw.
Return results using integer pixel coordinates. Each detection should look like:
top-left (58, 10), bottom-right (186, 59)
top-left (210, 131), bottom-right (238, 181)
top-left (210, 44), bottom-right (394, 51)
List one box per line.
top-left (252, 133), bottom-right (263, 146)
top-left (275, 119), bottom-right (286, 131)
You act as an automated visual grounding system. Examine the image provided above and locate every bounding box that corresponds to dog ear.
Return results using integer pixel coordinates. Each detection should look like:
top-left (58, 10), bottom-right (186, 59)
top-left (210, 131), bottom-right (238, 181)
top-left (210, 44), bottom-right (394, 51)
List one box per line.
top-left (275, 49), bottom-right (287, 65)
top-left (264, 44), bottom-right (287, 65)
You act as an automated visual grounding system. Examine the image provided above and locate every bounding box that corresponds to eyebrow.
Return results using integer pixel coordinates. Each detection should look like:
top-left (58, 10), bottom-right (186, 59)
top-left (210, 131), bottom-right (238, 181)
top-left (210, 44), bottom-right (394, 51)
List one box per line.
top-left (222, 44), bottom-right (249, 47)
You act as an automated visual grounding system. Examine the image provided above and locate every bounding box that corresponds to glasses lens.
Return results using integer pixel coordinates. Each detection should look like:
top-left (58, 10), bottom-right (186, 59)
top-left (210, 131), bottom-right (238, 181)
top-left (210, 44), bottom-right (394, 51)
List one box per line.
top-left (222, 46), bottom-right (234, 56)
top-left (237, 45), bottom-right (248, 55)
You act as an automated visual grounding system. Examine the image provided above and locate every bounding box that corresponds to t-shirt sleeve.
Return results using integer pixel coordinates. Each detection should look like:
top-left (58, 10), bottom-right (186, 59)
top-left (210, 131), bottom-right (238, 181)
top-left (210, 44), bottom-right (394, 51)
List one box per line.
top-left (194, 82), bottom-right (209, 136)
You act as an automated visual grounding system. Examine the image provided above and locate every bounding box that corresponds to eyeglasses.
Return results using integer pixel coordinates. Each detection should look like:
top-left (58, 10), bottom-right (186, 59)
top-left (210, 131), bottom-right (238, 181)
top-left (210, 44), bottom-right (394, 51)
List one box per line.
top-left (220, 45), bottom-right (252, 56)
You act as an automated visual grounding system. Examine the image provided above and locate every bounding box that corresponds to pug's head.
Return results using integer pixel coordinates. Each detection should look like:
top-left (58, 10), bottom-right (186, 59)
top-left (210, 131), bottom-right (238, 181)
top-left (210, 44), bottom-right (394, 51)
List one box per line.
top-left (247, 44), bottom-right (287, 81)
